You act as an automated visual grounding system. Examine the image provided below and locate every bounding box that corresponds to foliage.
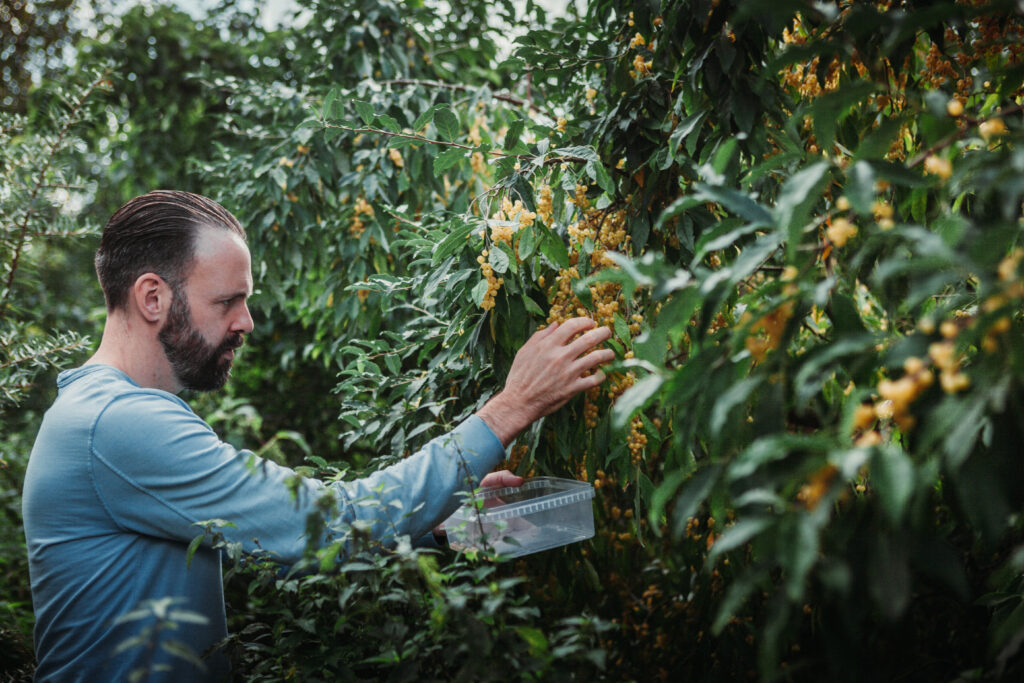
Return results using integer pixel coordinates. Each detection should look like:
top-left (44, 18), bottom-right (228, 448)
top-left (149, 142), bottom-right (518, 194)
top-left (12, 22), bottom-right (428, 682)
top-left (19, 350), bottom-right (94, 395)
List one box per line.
top-left (5, 0), bottom-right (1024, 680)
top-left (0, 67), bottom-right (110, 679)
top-left (200, 514), bottom-right (610, 681)
top-left (0, 0), bottom-right (84, 113)
top-left (194, 0), bottom-right (1024, 679)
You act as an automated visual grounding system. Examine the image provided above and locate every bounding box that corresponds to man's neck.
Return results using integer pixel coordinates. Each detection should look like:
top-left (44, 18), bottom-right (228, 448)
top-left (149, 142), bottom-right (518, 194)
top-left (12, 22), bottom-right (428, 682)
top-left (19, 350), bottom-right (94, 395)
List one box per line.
top-left (88, 312), bottom-right (180, 393)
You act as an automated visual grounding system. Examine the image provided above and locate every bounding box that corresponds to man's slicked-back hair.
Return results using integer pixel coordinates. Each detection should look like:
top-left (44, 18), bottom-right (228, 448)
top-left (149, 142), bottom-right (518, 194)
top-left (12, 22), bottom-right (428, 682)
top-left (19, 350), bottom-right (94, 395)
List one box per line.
top-left (95, 190), bottom-right (246, 311)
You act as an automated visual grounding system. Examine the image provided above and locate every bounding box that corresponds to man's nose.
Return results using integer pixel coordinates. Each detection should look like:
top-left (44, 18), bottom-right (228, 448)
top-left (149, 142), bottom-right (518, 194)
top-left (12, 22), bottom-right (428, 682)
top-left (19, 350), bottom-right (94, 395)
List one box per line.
top-left (233, 302), bottom-right (254, 335)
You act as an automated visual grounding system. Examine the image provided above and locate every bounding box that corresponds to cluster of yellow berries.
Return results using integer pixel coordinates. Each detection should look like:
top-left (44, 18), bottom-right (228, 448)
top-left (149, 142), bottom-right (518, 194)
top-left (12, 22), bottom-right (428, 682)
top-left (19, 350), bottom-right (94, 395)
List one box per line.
top-left (826, 217), bottom-right (858, 248)
top-left (470, 151), bottom-right (487, 175)
top-left (627, 416), bottom-right (647, 465)
top-left (928, 338), bottom-right (970, 394)
top-left (468, 114), bottom-right (487, 147)
top-left (979, 248), bottom-right (1023, 351)
top-left (631, 53), bottom-right (653, 79)
top-left (571, 182), bottom-right (590, 209)
top-left (349, 196), bottom-right (374, 237)
top-left (796, 464), bottom-right (839, 510)
top-left (742, 301), bottom-right (795, 363)
top-left (388, 148), bottom-right (404, 169)
top-left (490, 195), bottom-right (536, 246)
top-left (476, 248), bottom-right (503, 311)
top-left (870, 355), bottom-right (936, 437)
top-left (924, 154), bottom-right (953, 180)
top-left (536, 184), bottom-right (553, 226)
top-left (979, 117), bottom-right (1008, 142)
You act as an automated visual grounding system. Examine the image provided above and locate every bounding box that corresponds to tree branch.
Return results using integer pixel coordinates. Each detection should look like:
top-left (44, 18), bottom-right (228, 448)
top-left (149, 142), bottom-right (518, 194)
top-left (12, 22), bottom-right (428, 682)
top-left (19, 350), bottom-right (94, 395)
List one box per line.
top-left (381, 79), bottom-right (540, 112)
top-left (323, 122), bottom-right (587, 167)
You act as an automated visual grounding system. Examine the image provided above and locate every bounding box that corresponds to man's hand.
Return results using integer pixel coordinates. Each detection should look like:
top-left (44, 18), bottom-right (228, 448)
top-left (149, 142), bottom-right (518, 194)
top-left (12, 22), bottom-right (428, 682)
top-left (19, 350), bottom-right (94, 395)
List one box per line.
top-left (479, 470), bottom-right (524, 489)
top-left (476, 317), bottom-right (614, 446)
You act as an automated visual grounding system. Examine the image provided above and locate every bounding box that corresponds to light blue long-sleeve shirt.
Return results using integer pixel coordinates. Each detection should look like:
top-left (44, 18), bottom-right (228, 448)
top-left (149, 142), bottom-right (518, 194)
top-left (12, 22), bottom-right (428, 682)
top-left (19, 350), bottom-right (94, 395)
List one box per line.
top-left (22, 364), bottom-right (505, 682)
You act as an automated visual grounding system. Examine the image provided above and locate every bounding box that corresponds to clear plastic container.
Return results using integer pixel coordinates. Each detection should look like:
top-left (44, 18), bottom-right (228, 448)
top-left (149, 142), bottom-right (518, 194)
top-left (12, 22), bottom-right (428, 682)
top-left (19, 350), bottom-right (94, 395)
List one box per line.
top-left (442, 476), bottom-right (595, 557)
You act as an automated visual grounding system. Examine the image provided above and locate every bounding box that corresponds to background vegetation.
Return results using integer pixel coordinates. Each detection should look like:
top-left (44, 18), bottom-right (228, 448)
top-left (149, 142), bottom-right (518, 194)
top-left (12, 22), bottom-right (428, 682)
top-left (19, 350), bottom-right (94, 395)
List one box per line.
top-left (3, 0), bottom-right (1024, 680)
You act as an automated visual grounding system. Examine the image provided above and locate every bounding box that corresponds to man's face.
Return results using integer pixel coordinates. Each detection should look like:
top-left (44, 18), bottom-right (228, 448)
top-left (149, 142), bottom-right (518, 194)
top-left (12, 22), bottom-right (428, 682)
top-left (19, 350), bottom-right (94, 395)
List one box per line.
top-left (158, 289), bottom-right (242, 392)
top-left (158, 227), bottom-right (254, 392)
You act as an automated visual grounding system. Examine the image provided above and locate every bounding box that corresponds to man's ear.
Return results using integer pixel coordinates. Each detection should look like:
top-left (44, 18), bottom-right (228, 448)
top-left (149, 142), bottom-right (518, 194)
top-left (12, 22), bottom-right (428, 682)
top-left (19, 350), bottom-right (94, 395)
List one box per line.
top-left (132, 273), bottom-right (173, 324)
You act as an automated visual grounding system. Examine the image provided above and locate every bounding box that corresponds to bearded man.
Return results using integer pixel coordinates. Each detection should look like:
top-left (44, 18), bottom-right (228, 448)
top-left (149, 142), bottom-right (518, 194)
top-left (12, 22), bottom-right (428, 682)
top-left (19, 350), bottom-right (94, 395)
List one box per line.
top-left (23, 190), bottom-right (612, 681)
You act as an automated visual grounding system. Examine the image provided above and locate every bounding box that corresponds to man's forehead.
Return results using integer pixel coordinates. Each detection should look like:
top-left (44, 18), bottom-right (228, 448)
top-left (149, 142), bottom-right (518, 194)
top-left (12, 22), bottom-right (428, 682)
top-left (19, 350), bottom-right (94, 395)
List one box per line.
top-left (189, 227), bottom-right (252, 288)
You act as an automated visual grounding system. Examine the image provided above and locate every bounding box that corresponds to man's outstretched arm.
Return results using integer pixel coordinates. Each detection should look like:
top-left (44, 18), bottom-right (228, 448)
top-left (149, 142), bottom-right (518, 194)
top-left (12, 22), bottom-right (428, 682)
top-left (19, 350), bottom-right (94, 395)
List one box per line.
top-left (476, 317), bottom-right (614, 447)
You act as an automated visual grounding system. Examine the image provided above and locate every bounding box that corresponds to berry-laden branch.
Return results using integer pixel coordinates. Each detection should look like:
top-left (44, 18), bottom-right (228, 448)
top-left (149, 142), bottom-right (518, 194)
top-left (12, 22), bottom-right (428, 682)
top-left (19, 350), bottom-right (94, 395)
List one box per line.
top-left (321, 122), bottom-right (588, 167)
top-left (907, 103), bottom-right (1024, 168)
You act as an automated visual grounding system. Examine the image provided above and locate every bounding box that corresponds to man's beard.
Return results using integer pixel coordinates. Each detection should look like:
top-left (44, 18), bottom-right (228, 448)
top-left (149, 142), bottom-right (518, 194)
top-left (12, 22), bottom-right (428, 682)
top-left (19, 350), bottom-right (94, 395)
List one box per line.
top-left (158, 290), bottom-right (243, 392)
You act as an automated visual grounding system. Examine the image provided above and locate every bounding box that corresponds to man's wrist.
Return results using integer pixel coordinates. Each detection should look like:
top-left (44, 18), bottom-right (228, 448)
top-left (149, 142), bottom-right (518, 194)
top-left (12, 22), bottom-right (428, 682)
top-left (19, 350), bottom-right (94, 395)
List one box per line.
top-left (475, 392), bottom-right (534, 448)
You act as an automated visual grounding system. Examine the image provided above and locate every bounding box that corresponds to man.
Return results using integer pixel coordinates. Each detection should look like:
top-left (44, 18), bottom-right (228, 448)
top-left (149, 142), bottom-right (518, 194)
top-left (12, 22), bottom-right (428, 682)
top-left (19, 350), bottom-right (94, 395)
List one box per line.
top-left (22, 190), bottom-right (613, 681)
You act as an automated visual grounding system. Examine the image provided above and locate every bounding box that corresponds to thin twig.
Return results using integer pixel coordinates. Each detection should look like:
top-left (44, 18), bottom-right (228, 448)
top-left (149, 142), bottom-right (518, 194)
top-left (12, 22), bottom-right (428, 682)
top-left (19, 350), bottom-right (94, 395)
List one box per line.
top-left (324, 122), bottom-right (588, 167)
top-left (381, 79), bottom-right (540, 112)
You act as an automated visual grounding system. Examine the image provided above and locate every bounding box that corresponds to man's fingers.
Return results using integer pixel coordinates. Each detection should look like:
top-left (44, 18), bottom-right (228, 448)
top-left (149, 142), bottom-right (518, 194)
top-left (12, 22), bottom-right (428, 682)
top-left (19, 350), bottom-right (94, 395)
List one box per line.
top-left (573, 368), bottom-right (607, 393)
top-left (482, 470), bottom-right (525, 488)
top-left (549, 316), bottom-right (596, 345)
top-left (529, 321), bottom-right (560, 344)
top-left (574, 348), bottom-right (615, 372)
top-left (565, 325), bottom-right (612, 358)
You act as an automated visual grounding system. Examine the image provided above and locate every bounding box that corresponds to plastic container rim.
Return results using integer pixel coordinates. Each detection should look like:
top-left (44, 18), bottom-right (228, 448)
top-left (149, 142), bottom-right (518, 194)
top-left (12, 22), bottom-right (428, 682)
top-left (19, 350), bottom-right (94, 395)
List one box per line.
top-left (447, 476), bottom-right (595, 523)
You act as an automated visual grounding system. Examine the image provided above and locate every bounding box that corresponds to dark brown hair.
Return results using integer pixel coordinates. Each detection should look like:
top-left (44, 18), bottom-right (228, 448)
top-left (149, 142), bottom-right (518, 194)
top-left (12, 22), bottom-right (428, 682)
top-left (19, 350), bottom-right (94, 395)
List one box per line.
top-left (94, 190), bottom-right (246, 311)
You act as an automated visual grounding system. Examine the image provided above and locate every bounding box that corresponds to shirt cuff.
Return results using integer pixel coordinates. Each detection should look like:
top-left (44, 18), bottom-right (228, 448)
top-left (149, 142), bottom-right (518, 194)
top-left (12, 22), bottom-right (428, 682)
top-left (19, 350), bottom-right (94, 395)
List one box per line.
top-left (460, 413), bottom-right (506, 460)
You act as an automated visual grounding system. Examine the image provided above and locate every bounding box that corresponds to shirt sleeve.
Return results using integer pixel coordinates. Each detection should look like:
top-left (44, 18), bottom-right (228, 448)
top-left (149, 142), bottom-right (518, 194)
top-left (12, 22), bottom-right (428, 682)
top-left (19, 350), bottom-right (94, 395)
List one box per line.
top-left (89, 390), bottom-right (504, 563)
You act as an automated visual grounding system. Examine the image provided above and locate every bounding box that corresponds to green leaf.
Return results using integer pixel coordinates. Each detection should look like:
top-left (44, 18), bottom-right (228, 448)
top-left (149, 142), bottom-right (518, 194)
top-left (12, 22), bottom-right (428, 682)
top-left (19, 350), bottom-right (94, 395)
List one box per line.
top-left (521, 295), bottom-right (545, 317)
top-left (810, 81), bottom-right (876, 151)
top-left (782, 513), bottom-right (819, 601)
top-left (869, 532), bottom-right (911, 620)
top-left (270, 166), bottom-right (287, 191)
top-left (435, 107), bottom-right (460, 142)
top-left (412, 104), bottom-right (441, 131)
top-left (488, 246), bottom-right (510, 274)
top-left (586, 159), bottom-right (614, 195)
top-left (613, 312), bottom-right (631, 344)
top-left (433, 147), bottom-right (465, 175)
top-left (540, 229), bottom-right (570, 269)
top-left (871, 445), bottom-right (915, 525)
top-left (384, 353), bottom-right (401, 374)
top-left (517, 225), bottom-right (537, 260)
top-left (432, 221), bottom-right (477, 266)
top-left (323, 87), bottom-right (340, 119)
top-left (708, 517), bottom-right (773, 564)
top-left (670, 464), bottom-right (723, 538)
top-left (515, 626), bottom-right (549, 656)
top-left (504, 119), bottom-right (525, 151)
top-left (774, 161), bottom-right (829, 256)
top-left (845, 161), bottom-right (876, 215)
top-left (354, 100), bottom-right (374, 125)
top-left (712, 568), bottom-right (764, 634)
top-left (377, 114), bottom-right (400, 132)
top-left (710, 376), bottom-right (762, 437)
top-left (694, 183), bottom-right (772, 225)
top-left (471, 278), bottom-right (489, 307)
top-left (185, 534), bottom-right (204, 569)
top-left (611, 373), bottom-right (663, 429)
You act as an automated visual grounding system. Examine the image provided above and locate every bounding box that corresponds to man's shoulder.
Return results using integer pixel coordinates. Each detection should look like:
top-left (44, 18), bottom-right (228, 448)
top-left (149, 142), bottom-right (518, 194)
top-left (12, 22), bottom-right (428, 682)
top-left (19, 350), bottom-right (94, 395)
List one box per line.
top-left (57, 364), bottom-right (190, 413)
top-left (46, 364), bottom-right (201, 446)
